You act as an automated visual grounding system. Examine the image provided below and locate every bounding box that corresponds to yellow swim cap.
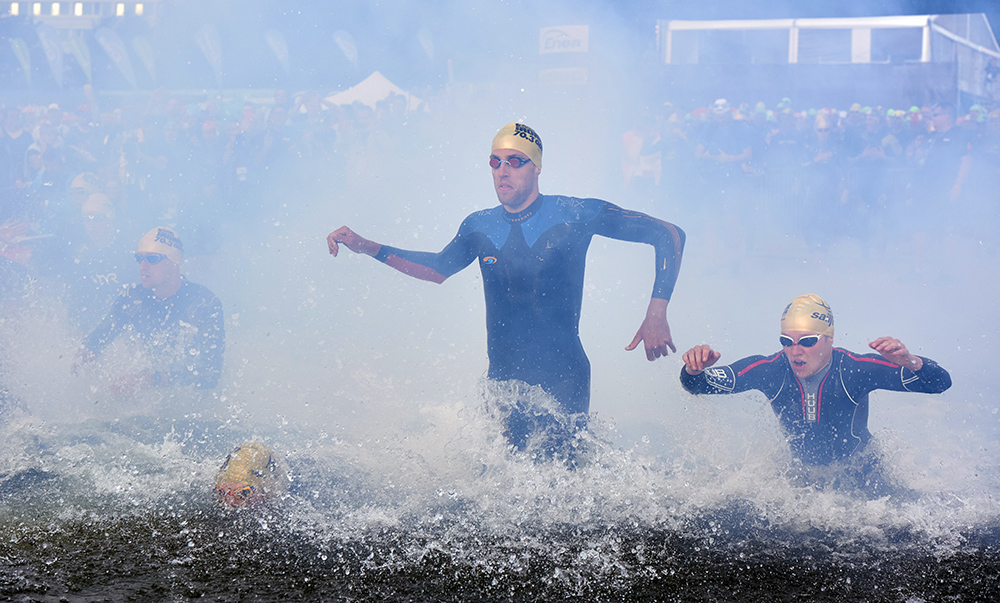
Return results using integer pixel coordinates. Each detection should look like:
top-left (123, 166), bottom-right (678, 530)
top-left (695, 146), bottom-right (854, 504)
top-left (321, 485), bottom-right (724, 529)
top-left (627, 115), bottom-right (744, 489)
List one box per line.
top-left (491, 122), bottom-right (543, 169)
top-left (780, 294), bottom-right (834, 337)
top-left (214, 441), bottom-right (287, 507)
top-left (137, 226), bottom-right (183, 264)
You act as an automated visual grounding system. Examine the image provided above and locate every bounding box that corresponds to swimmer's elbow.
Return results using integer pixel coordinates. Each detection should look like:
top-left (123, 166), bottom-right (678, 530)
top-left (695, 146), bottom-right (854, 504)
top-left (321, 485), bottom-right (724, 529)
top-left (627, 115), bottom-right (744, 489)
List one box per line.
top-left (675, 225), bottom-right (687, 250)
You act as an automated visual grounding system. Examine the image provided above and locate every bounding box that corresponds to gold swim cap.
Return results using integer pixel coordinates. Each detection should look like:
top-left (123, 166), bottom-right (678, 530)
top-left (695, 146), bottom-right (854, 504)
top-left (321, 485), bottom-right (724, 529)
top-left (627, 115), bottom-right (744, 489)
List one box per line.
top-left (491, 122), bottom-right (543, 169)
top-left (137, 226), bottom-right (183, 264)
top-left (214, 441), bottom-right (287, 507)
top-left (780, 294), bottom-right (834, 337)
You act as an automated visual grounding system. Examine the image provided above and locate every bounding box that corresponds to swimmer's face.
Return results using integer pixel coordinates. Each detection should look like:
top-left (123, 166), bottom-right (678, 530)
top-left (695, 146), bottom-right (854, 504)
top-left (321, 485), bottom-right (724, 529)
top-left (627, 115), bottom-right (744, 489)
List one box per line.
top-left (781, 330), bottom-right (834, 379)
top-left (491, 148), bottom-right (540, 213)
top-left (137, 253), bottom-right (179, 293)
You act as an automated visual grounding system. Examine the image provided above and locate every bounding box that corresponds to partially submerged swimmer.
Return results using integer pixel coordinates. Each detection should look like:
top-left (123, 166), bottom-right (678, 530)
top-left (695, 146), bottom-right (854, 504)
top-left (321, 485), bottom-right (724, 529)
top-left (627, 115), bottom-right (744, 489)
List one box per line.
top-left (214, 441), bottom-right (287, 507)
top-left (679, 293), bottom-right (952, 498)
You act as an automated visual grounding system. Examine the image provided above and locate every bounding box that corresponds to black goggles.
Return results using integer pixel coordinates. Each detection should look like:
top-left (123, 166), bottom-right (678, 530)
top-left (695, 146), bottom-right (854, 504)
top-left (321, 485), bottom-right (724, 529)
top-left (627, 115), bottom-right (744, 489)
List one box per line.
top-left (489, 156), bottom-right (531, 169)
top-left (779, 334), bottom-right (822, 348)
top-left (134, 252), bottom-right (169, 265)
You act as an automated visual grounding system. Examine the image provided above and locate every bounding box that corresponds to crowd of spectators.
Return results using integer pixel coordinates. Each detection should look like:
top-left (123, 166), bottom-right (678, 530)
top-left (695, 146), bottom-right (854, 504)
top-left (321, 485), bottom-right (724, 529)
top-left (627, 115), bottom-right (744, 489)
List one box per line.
top-left (0, 85), bottom-right (425, 244)
top-left (0, 83), bottom-right (437, 331)
top-left (2, 84), bottom-right (998, 332)
top-left (621, 97), bottom-right (999, 253)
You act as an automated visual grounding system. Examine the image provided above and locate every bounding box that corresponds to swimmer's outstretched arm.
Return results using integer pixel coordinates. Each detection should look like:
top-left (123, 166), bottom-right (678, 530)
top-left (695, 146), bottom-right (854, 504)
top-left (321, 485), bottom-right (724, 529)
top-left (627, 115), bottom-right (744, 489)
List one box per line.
top-left (327, 225), bottom-right (470, 284)
top-left (625, 298), bottom-right (677, 361)
top-left (681, 344), bottom-right (722, 375)
top-left (327, 226), bottom-right (381, 257)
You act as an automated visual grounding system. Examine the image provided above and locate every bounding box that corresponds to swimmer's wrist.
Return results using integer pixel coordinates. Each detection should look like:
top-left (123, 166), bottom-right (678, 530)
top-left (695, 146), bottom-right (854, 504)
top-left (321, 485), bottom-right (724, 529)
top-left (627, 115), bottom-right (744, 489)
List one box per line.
top-left (647, 297), bottom-right (669, 315)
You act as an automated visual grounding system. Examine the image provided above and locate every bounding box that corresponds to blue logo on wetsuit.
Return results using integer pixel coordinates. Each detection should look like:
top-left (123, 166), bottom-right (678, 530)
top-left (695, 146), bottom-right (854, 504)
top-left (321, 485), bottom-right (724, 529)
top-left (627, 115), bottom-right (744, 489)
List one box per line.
top-left (483, 256), bottom-right (497, 265)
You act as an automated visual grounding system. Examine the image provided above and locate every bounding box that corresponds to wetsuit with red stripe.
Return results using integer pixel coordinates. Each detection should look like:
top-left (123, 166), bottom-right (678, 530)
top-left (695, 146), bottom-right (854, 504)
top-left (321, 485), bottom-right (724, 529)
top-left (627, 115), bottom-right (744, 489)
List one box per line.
top-left (679, 348), bottom-right (951, 465)
top-left (373, 194), bottom-right (685, 419)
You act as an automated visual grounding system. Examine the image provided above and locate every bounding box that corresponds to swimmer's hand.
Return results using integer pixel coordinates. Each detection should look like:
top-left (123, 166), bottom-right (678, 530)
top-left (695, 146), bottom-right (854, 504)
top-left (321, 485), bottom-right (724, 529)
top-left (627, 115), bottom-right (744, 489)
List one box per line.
top-left (327, 226), bottom-right (381, 257)
top-left (682, 344), bottom-right (721, 375)
top-left (869, 336), bottom-right (923, 371)
top-left (626, 298), bottom-right (676, 361)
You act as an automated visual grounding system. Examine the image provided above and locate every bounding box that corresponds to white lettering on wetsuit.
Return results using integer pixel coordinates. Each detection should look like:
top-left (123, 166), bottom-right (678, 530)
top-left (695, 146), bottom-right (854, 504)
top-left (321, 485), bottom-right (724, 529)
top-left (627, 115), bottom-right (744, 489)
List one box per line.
top-left (804, 391), bottom-right (818, 422)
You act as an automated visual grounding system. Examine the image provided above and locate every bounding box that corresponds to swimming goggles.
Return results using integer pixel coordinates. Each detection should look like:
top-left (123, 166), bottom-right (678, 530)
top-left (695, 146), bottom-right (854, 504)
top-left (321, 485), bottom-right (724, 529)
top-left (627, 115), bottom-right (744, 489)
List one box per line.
top-left (779, 334), bottom-right (822, 348)
top-left (134, 253), bottom-right (169, 265)
top-left (489, 156), bottom-right (532, 169)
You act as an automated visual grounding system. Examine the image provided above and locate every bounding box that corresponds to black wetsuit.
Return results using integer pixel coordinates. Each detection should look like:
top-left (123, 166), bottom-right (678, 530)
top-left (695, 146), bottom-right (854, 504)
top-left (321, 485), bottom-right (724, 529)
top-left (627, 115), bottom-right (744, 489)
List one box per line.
top-left (84, 278), bottom-right (225, 389)
top-left (679, 348), bottom-right (951, 466)
top-left (373, 194), bottom-right (685, 445)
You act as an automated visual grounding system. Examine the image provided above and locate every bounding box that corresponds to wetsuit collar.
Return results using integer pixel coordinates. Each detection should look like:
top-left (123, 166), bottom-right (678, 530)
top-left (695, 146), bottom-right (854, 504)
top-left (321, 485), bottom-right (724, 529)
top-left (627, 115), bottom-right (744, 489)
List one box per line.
top-left (503, 195), bottom-right (542, 224)
top-left (799, 358), bottom-right (832, 386)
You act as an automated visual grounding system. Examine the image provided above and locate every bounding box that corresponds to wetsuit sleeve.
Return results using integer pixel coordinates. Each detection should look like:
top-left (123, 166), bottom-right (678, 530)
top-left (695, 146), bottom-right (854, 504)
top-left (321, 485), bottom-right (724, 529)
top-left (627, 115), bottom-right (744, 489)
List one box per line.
top-left (372, 220), bottom-right (480, 284)
top-left (909, 358), bottom-right (952, 392)
top-left (844, 352), bottom-right (952, 394)
top-left (167, 293), bottom-right (225, 389)
top-left (679, 353), bottom-right (783, 396)
top-left (593, 202), bottom-right (685, 300)
top-left (83, 288), bottom-right (134, 355)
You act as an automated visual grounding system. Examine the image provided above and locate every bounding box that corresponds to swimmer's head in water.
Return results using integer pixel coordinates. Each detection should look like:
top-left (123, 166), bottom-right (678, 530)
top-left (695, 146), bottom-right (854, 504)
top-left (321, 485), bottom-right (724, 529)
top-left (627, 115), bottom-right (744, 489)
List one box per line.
top-left (214, 441), bottom-right (287, 507)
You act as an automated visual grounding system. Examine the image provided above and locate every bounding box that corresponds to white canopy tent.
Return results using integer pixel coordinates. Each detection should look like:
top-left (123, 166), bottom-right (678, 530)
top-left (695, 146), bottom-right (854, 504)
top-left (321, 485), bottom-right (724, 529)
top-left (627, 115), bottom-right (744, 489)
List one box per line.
top-left (324, 71), bottom-right (424, 112)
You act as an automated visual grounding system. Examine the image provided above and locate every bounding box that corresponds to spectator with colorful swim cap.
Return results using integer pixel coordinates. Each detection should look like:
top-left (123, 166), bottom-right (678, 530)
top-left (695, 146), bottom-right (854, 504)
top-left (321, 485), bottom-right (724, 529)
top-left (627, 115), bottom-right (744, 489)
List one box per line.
top-left (327, 122), bottom-right (685, 461)
top-left (679, 294), bottom-right (951, 498)
top-left (74, 226), bottom-right (225, 392)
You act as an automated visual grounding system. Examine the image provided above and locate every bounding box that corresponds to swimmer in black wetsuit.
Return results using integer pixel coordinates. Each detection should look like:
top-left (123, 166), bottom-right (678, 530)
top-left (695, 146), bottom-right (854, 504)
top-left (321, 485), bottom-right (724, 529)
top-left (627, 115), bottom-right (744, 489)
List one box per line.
top-left (328, 123), bottom-right (685, 455)
top-left (74, 226), bottom-right (225, 393)
top-left (680, 294), bottom-right (951, 497)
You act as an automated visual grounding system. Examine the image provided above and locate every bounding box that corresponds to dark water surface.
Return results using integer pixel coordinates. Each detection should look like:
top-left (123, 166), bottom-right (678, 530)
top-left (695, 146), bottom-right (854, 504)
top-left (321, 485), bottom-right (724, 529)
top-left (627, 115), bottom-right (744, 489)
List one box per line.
top-left (2, 508), bottom-right (998, 602)
top-left (2, 434), bottom-right (998, 603)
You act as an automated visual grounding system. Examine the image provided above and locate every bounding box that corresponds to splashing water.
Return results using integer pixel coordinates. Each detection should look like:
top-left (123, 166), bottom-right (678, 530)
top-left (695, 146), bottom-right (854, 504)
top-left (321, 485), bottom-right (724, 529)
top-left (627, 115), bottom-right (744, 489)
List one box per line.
top-left (0, 333), bottom-right (997, 602)
top-left (2, 141), bottom-right (999, 601)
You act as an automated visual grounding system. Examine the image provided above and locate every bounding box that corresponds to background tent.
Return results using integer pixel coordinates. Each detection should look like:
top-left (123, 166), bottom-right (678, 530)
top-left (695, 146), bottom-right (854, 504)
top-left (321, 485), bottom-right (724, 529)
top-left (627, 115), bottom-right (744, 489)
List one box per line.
top-left (324, 71), bottom-right (424, 111)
